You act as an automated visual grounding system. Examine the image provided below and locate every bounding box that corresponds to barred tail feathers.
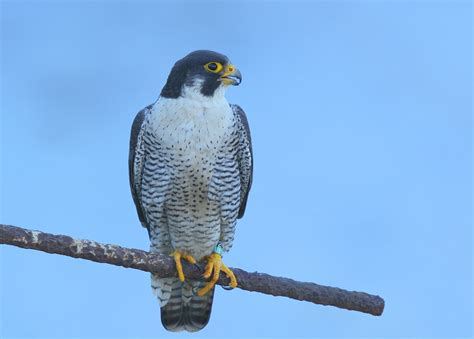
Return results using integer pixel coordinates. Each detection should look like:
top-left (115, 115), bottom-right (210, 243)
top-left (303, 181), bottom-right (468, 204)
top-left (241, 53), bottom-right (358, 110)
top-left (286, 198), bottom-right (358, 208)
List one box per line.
top-left (152, 274), bottom-right (214, 332)
top-left (151, 274), bottom-right (174, 306)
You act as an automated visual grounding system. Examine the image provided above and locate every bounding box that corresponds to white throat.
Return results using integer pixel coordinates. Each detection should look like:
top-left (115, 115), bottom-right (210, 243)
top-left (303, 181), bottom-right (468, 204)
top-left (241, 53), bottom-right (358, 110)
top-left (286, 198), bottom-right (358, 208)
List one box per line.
top-left (150, 82), bottom-right (234, 143)
top-left (178, 81), bottom-right (228, 108)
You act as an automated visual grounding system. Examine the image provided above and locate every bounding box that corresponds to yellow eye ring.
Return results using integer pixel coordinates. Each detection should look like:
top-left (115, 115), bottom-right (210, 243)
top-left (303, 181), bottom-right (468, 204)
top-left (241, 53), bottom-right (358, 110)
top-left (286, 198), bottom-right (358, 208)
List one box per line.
top-left (204, 62), bottom-right (223, 73)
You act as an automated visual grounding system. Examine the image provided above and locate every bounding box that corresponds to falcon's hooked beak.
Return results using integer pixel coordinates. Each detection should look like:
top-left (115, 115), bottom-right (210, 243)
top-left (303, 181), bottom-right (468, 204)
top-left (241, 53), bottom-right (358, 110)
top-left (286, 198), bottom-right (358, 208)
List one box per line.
top-left (220, 64), bottom-right (242, 86)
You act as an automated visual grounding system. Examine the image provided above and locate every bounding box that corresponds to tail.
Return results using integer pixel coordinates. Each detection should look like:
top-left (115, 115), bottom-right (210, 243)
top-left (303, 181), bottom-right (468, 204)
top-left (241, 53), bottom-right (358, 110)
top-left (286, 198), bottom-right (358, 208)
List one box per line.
top-left (152, 274), bottom-right (215, 332)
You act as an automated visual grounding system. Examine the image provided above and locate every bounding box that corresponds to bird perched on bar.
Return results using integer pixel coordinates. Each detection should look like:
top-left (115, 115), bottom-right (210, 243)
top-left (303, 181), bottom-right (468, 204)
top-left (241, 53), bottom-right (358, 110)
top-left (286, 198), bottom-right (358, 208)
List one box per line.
top-left (129, 50), bottom-right (253, 332)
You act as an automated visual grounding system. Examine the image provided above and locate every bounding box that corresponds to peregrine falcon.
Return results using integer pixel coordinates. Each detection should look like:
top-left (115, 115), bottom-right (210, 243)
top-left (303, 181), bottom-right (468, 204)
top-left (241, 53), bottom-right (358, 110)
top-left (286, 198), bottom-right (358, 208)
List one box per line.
top-left (129, 50), bottom-right (253, 332)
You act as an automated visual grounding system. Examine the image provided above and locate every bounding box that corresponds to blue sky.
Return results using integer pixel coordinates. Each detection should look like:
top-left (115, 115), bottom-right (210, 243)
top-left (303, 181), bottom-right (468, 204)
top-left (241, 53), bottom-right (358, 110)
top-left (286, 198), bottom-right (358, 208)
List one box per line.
top-left (0, 1), bottom-right (471, 337)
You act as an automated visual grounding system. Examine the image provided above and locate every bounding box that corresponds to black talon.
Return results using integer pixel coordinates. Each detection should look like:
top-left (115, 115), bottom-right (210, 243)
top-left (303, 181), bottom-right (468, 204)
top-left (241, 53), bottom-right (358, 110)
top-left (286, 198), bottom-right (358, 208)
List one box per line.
top-left (221, 285), bottom-right (235, 291)
top-left (193, 263), bottom-right (207, 280)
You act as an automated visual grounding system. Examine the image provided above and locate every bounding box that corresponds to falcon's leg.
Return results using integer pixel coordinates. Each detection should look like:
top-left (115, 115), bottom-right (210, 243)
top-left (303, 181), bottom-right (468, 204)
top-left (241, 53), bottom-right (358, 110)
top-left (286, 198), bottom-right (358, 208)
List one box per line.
top-left (170, 250), bottom-right (197, 282)
top-left (197, 253), bottom-right (237, 296)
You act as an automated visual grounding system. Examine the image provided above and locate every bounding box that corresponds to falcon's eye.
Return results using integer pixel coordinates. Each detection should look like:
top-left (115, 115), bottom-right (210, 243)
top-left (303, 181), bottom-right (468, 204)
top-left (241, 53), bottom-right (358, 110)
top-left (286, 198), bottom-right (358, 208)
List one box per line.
top-left (204, 62), bottom-right (223, 73)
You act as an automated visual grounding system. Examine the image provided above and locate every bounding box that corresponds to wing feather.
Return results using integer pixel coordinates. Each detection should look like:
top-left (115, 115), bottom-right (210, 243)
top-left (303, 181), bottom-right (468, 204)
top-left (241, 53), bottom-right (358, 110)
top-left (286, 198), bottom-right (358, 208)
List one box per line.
top-left (231, 104), bottom-right (253, 219)
top-left (129, 104), bottom-right (152, 228)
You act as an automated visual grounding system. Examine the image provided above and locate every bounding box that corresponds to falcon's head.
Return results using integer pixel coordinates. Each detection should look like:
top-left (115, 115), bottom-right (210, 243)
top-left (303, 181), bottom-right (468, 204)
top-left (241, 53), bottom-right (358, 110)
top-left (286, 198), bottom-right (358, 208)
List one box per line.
top-left (160, 50), bottom-right (242, 99)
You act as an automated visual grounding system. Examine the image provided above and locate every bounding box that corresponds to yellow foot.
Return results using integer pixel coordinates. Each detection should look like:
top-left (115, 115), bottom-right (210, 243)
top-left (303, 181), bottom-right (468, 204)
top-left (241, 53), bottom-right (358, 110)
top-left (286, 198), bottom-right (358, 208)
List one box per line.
top-left (170, 250), bottom-right (197, 282)
top-left (197, 253), bottom-right (237, 296)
